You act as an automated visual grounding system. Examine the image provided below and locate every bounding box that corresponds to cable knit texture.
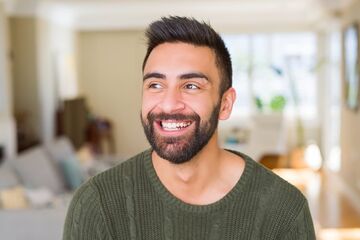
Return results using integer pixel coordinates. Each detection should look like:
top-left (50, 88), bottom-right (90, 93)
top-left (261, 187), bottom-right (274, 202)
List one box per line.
top-left (63, 149), bottom-right (316, 240)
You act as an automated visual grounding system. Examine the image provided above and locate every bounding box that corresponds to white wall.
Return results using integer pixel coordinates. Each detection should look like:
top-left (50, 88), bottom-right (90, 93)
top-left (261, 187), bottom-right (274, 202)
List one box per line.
top-left (0, 2), bottom-right (11, 115)
top-left (78, 30), bottom-right (149, 158)
top-left (37, 18), bottom-right (78, 143)
top-left (9, 14), bottom-right (78, 145)
top-left (0, 1), bottom-right (16, 158)
top-left (50, 24), bottom-right (78, 100)
top-left (37, 18), bottom-right (55, 144)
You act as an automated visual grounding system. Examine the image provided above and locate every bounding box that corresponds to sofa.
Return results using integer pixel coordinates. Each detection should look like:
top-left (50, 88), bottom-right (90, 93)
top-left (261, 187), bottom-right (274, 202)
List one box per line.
top-left (0, 137), bottom-right (116, 240)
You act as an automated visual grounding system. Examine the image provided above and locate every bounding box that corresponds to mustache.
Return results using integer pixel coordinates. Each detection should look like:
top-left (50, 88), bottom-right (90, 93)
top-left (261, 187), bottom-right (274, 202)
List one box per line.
top-left (147, 112), bottom-right (200, 122)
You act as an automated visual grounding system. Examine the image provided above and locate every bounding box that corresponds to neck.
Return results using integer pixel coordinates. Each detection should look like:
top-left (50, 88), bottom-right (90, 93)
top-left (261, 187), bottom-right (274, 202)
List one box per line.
top-left (151, 131), bottom-right (247, 205)
top-left (152, 133), bottom-right (221, 188)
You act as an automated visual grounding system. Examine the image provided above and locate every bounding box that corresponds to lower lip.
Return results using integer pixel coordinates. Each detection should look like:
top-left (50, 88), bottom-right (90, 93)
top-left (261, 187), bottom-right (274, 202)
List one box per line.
top-left (154, 122), bottom-right (194, 136)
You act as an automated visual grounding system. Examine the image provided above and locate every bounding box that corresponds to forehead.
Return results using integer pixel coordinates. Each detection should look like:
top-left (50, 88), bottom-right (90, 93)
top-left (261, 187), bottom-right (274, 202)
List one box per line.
top-left (143, 42), bottom-right (218, 74)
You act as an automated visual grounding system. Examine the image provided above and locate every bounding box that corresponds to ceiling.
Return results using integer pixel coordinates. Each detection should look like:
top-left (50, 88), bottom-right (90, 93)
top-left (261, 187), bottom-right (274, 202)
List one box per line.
top-left (2, 0), bottom-right (357, 31)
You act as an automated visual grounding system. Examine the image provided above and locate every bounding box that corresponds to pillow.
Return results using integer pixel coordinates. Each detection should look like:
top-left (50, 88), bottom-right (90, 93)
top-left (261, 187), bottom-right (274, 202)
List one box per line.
top-left (25, 187), bottom-right (55, 208)
top-left (0, 163), bottom-right (20, 189)
top-left (12, 147), bottom-right (65, 194)
top-left (45, 137), bottom-right (76, 163)
top-left (0, 186), bottom-right (28, 209)
top-left (59, 156), bottom-right (84, 190)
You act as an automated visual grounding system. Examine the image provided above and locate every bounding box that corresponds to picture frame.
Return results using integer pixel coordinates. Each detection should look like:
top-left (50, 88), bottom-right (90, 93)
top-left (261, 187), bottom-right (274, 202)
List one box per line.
top-left (344, 23), bottom-right (360, 111)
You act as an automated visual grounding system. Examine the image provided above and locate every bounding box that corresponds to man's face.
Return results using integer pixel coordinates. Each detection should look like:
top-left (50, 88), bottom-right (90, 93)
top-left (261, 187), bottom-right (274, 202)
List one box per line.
top-left (141, 42), bottom-right (223, 164)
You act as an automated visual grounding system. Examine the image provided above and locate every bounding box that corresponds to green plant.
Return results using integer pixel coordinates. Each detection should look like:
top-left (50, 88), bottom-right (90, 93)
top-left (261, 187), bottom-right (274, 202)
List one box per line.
top-left (270, 95), bottom-right (286, 112)
top-left (255, 96), bottom-right (264, 112)
top-left (254, 95), bottom-right (286, 113)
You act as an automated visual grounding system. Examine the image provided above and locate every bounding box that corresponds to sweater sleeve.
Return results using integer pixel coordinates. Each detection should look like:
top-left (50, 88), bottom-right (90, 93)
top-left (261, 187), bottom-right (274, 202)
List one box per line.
top-left (63, 181), bottom-right (113, 240)
top-left (281, 201), bottom-right (316, 240)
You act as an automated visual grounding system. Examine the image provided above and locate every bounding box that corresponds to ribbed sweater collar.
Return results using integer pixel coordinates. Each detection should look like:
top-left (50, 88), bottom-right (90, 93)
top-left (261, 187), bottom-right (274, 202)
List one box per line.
top-left (143, 148), bottom-right (255, 213)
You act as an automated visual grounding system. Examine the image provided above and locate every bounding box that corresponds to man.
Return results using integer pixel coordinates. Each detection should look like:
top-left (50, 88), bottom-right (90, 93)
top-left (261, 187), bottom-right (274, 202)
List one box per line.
top-left (63, 16), bottom-right (315, 240)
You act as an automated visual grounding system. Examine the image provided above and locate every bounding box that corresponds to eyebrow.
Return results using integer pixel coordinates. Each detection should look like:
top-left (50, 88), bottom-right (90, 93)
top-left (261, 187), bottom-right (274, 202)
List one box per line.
top-left (143, 72), bottom-right (209, 82)
top-left (143, 72), bottom-right (165, 81)
top-left (179, 72), bottom-right (209, 81)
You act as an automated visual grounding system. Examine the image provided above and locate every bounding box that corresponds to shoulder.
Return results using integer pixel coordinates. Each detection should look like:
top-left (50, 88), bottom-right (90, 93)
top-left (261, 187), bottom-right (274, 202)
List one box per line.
top-left (229, 150), bottom-right (306, 204)
top-left (65, 179), bottom-right (101, 224)
top-left (249, 163), bottom-right (316, 238)
top-left (256, 160), bottom-right (306, 211)
top-left (63, 179), bottom-right (111, 239)
top-left (73, 149), bottom-right (152, 208)
top-left (90, 149), bottom-right (151, 189)
top-left (233, 151), bottom-right (308, 220)
top-left (239, 152), bottom-right (306, 205)
top-left (68, 149), bottom-right (150, 206)
top-left (238, 153), bottom-right (315, 237)
top-left (63, 149), bottom-right (151, 239)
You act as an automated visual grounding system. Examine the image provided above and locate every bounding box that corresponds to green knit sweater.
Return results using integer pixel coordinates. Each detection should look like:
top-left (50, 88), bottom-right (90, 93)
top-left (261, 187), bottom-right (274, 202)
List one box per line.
top-left (63, 149), bottom-right (315, 240)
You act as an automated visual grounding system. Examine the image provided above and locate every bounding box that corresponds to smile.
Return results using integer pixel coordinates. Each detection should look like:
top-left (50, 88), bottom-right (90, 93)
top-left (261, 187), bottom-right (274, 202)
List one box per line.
top-left (159, 120), bottom-right (192, 131)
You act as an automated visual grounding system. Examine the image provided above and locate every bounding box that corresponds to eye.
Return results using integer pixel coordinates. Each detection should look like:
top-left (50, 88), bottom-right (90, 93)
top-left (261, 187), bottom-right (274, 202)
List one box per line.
top-left (184, 83), bottom-right (200, 90)
top-left (148, 83), bottom-right (163, 89)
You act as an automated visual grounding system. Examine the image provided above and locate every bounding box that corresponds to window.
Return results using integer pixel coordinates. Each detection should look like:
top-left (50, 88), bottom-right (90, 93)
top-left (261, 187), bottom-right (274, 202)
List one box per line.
top-left (223, 33), bottom-right (317, 120)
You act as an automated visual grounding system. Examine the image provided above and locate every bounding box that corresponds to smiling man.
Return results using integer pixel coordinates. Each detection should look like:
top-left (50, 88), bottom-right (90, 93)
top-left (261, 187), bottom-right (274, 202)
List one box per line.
top-left (63, 16), bottom-right (315, 240)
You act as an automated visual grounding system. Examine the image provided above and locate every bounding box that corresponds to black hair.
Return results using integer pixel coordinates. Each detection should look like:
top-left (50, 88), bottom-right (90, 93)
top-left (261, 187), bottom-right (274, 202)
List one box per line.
top-left (142, 16), bottom-right (232, 96)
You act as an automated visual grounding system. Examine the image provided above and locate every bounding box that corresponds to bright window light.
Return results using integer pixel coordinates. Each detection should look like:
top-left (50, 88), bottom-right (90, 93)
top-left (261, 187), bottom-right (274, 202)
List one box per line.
top-left (223, 33), bottom-right (317, 120)
top-left (319, 228), bottom-right (360, 240)
top-left (304, 143), bottom-right (323, 170)
top-left (327, 146), bottom-right (341, 172)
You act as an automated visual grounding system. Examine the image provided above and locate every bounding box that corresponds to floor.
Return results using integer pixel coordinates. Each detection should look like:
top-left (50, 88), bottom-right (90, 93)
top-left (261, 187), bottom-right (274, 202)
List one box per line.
top-left (273, 168), bottom-right (360, 240)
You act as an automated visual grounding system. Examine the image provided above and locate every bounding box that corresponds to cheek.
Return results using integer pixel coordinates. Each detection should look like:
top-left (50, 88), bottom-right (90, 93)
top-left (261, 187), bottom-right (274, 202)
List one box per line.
top-left (183, 98), bottom-right (214, 119)
top-left (141, 94), bottom-right (158, 118)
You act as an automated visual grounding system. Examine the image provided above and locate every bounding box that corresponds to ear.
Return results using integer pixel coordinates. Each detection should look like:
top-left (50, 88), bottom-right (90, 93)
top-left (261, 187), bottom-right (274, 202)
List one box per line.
top-left (219, 88), bottom-right (236, 120)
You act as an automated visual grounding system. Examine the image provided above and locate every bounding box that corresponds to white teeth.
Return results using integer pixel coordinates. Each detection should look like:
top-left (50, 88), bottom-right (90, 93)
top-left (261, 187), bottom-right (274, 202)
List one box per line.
top-left (162, 121), bottom-right (191, 130)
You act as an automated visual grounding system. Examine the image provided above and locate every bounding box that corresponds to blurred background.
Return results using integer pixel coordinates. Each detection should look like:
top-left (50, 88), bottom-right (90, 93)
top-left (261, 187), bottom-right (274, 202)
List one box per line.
top-left (0, 0), bottom-right (360, 239)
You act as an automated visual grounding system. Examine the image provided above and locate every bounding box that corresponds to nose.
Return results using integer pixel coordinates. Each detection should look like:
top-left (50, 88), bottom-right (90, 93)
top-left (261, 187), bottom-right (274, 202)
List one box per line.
top-left (158, 88), bottom-right (185, 113)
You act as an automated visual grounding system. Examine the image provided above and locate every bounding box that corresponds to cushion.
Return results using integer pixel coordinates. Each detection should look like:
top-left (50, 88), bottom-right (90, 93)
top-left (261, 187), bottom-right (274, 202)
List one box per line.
top-left (45, 137), bottom-right (76, 163)
top-left (12, 147), bottom-right (65, 194)
top-left (0, 162), bottom-right (20, 189)
top-left (59, 156), bottom-right (84, 190)
top-left (46, 137), bottom-right (85, 190)
top-left (25, 187), bottom-right (55, 208)
top-left (0, 186), bottom-right (28, 209)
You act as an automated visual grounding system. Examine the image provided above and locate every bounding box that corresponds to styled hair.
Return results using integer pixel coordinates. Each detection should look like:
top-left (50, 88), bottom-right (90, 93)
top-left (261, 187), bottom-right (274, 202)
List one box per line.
top-left (142, 16), bottom-right (232, 96)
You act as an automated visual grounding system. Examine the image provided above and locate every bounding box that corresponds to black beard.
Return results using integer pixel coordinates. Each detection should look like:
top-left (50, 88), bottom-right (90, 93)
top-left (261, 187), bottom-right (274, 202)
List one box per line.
top-left (141, 103), bottom-right (221, 164)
